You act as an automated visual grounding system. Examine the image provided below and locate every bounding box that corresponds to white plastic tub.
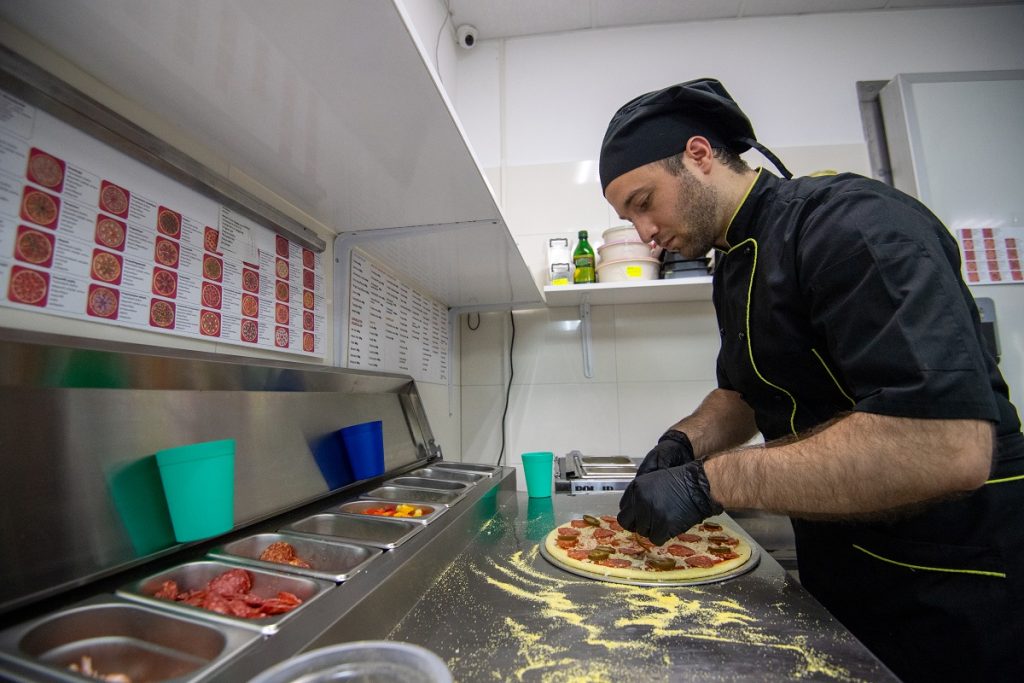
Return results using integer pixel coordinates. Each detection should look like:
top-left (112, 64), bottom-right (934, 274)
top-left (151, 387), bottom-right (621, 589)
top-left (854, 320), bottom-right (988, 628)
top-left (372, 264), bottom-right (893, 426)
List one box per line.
top-left (602, 224), bottom-right (641, 244)
top-left (598, 240), bottom-right (652, 261)
top-left (596, 256), bottom-right (660, 282)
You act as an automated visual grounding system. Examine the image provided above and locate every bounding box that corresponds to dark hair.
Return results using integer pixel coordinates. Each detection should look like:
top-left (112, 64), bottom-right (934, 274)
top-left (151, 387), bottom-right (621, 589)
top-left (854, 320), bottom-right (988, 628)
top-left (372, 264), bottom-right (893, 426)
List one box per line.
top-left (660, 147), bottom-right (750, 175)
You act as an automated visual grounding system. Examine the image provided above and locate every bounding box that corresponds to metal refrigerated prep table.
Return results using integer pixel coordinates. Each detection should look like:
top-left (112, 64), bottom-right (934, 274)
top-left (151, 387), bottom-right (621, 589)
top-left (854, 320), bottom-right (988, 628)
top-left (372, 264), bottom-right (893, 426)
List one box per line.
top-left (384, 492), bottom-right (896, 682)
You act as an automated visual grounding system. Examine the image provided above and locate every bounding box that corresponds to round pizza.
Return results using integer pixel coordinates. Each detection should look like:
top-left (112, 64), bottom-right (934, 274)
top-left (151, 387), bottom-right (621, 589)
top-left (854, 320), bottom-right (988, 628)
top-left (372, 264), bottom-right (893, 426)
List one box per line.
top-left (302, 248), bottom-right (314, 270)
top-left (201, 282), bottom-right (222, 309)
top-left (204, 227), bottom-right (219, 253)
top-left (152, 268), bottom-right (177, 298)
top-left (15, 229), bottom-right (53, 265)
top-left (157, 209), bottom-right (181, 238)
top-left (150, 299), bottom-right (175, 328)
top-left (303, 310), bottom-right (314, 331)
top-left (22, 190), bottom-right (58, 226)
top-left (155, 239), bottom-right (179, 268)
top-left (544, 515), bottom-right (752, 583)
top-left (303, 290), bottom-right (314, 310)
top-left (242, 269), bottom-right (259, 293)
top-left (8, 268), bottom-right (48, 305)
top-left (95, 217), bottom-right (126, 250)
top-left (200, 310), bottom-right (221, 337)
top-left (302, 333), bottom-right (315, 352)
top-left (275, 326), bottom-right (289, 348)
top-left (28, 151), bottom-right (63, 188)
top-left (275, 258), bottom-right (289, 280)
top-left (87, 286), bottom-right (119, 318)
top-left (275, 281), bottom-right (289, 302)
top-left (241, 293), bottom-right (259, 318)
top-left (240, 318), bottom-right (258, 342)
top-left (100, 183), bottom-right (128, 215)
top-left (203, 255), bottom-right (222, 281)
top-left (275, 303), bottom-right (289, 324)
top-left (91, 251), bottom-right (122, 283)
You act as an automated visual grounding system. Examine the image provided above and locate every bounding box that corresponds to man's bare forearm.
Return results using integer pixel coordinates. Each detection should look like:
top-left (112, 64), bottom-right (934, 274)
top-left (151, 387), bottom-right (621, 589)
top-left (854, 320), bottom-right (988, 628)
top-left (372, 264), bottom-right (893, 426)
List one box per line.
top-left (705, 412), bottom-right (993, 518)
top-left (669, 388), bottom-right (758, 457)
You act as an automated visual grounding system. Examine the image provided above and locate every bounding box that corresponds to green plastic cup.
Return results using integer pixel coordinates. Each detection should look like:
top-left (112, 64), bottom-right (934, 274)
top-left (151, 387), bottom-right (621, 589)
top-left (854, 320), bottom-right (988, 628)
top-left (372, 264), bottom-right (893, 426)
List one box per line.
top-left (521, 451), bottom-right (554, 498)
top-left (155, 439), bottom-right (235, 542)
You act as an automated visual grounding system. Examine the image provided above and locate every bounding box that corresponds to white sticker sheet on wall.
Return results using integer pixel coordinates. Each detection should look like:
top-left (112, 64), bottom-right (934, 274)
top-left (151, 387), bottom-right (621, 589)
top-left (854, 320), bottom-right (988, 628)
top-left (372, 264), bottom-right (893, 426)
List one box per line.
top-left (956, 227), bottom-right (1024, 285)
top-left (347, 249), bottom-right (449, 383)
top-left (0, 88), bottom-right (326, 357)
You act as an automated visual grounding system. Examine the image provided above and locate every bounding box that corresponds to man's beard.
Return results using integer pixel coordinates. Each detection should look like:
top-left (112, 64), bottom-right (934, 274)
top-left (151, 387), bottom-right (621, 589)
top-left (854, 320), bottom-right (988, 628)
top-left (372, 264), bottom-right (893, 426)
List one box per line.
top-left (671, 167), bottom-right (720, 259)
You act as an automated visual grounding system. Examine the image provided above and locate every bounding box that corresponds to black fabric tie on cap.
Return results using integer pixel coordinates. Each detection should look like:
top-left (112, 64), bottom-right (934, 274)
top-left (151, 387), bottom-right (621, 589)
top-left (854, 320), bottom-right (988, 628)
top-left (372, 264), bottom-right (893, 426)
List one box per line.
top-left (737, 137), bottom-right (793, 179)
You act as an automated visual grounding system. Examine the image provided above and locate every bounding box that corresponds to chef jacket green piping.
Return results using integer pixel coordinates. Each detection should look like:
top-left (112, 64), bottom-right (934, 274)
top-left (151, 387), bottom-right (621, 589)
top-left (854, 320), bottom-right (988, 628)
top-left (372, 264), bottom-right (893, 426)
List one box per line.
top-left (852, 544), bottom-right (1006, 578)
top-left (986, 473), bottom-right (1024, 485)
top-left (726, 237), bottom-right (799, 436)
top-left (721, 168), bottom-right (762, 250)
top-left (811, 348), bottom-right (856, 407)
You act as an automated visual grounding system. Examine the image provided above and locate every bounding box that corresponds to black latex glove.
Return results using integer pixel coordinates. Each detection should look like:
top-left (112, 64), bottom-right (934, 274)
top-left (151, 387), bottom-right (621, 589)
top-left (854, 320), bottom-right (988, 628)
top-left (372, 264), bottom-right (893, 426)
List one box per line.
top-left (636, 430), bottom-right (696, 476)
top-left (618, 460), bottom-right (723, 545)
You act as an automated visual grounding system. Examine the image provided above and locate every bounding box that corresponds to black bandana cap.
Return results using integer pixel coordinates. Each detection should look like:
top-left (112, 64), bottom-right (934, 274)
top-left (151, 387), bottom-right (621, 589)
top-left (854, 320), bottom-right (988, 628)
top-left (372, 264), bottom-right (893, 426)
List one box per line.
top-left (599, 77), bottom-right (791, 192)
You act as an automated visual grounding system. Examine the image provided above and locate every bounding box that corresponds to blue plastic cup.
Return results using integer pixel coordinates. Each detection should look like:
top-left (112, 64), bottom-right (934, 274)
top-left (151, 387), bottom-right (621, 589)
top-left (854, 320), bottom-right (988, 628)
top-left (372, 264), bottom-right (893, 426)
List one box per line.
top-left (155, 439), bottom-right (235, 542)
top-left (340, 421), bottom-right (384, 480)
top-left (521, 451), bottom-right (554, 498)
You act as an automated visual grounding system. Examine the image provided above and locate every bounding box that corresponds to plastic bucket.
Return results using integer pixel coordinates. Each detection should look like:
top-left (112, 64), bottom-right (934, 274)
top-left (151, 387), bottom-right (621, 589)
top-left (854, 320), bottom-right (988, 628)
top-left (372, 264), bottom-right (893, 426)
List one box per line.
top-left (520, 451), bottom-right (554, 498)
top-left (155, 439), bottom-right (235, 542)
top-left (340, 420), bottom-right (385, 479)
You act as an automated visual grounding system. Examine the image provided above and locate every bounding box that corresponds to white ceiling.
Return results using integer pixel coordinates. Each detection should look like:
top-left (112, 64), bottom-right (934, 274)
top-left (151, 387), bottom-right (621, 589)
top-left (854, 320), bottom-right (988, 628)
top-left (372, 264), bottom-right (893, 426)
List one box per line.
top-left (449, 0), bottom-right (1022, 40)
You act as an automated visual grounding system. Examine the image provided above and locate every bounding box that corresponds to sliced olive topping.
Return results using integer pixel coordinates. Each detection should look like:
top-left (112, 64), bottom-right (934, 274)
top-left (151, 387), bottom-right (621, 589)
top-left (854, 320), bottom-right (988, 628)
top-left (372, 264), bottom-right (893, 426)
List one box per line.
top-left (557, 534), bottom-right (578, 542)
top-left (708, 534), bottom-right (728, 543)
top-left (702, 521), bottom-right (722, 530)
top-left (594, 545), bottom-right (616, 554)
top-left (646, 556), bottom-right (677, 571)
top-left (708, 546), bottom-right (732, 556)
top-left (587, 549), bottom-right (610, 562)
top-left (582, 514), bottom-right (602, 527)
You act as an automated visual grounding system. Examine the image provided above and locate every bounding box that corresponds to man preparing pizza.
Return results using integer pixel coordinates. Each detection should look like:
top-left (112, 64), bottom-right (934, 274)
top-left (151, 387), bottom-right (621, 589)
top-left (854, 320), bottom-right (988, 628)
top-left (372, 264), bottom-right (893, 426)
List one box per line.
top-left (599, 78), bottom-right (1024, 682)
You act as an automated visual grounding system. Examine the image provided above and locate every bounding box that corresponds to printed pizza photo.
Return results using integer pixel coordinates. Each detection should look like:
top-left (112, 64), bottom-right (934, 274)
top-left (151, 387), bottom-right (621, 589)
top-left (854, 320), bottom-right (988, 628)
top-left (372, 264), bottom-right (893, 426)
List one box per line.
top-left (275, 258), bottom-right (289, 280)
top-left (203, 255), bottom-right (223, 282)
top-left (7, 266), bottom-right (49, 306)
top-left (303, 289), bottom-right (314, 310)
top-left (156, 207), bottom-right (181, 238)
top-left (240, 318), bottom-right (258, 343)
top-left (26, 148), bottom-right (65, 190)
top-left (151, 267), bottom-right (177, 298)
top-left (242, 268), bottom-right (259, 293)
top-left (275, 280), bottom-right (289, 302)
top-left (201, 282), bottom-right (222, 309)
top-left (154, 237), bottom-right (179, 268)
top-left (91, 250), bottom-right (123, 284)
top-left (275, 303), bottom-right (289, 325)
top-left (241, 293), bottom-right (259, 318)
top-left (544, 515), bottom-right (752, 583)
top-left (276, 235), bottom-right (289, 257)
top-left (14, 227), bottom-right (55, 267)
top-left (99, 181), bottom-right (129, 216)
top-left (275, 325), bottom-right (289, 348)
top-left (303, 310), bottom-right (314, 331)
top-left (302, 332), bottom-right (315, 353)
top-left (302, 248), bottom-right (314, 270)
top-left (204, 226), bottom-right (219, 253)
top-left (95, 216), bottom-right (126, 251)
top-left (87, 284), bottom-right (119, 319)
top-left (149, 299), bottom-right (175, 328)
top-left (199, 310), bottom-right (221, 337)
top-left (303, 268), bottom-right (314, 290)
top-left (20, 188), bottom-right (60, 228)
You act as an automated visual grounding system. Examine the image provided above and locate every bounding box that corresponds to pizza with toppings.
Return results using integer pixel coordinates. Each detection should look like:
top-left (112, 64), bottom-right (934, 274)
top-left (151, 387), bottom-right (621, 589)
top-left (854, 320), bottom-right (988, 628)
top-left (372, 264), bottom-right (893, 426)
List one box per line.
top-left (544, 514), bottom-right (752, 583)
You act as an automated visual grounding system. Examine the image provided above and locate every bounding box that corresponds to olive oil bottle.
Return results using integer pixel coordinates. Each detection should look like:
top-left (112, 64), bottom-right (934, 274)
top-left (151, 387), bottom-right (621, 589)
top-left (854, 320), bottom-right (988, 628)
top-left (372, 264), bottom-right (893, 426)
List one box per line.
top-left (573, 230), bottom-right (595, 284)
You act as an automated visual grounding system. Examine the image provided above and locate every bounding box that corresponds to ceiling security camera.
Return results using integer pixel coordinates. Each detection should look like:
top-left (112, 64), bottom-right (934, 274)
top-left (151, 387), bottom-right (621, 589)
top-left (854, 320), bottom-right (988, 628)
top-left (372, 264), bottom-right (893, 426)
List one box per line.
top-left (456, 24), bottom-right (478, 49)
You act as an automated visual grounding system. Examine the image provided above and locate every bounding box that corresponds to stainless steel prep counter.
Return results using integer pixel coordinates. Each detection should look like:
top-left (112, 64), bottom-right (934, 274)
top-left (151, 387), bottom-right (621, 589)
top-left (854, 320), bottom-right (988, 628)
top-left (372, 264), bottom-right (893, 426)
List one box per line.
top-left (385, 491), bottom-right (897, 682)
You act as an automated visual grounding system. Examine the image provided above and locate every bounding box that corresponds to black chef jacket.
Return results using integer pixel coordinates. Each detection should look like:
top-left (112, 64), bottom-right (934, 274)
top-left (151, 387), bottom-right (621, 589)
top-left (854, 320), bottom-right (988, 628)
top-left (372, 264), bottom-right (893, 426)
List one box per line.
top-left (712, 169), bottom-right (1024, 681)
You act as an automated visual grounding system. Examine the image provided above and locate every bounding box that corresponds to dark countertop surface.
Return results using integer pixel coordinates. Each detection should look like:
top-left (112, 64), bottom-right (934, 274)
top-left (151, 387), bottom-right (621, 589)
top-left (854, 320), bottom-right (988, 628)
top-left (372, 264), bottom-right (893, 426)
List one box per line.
top-left (389, 491), bottom-right (896, 682)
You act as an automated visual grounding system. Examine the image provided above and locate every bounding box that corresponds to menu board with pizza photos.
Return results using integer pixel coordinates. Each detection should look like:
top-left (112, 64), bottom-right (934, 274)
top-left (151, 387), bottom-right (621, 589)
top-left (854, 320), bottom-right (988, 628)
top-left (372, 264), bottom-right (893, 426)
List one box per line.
top-left (0, 88), bottom-right (326, 357)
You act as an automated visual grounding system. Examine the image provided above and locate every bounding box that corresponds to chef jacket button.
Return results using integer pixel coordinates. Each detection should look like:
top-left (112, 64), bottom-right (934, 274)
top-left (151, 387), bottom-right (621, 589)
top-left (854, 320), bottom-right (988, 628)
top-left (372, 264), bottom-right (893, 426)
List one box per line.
top-left (744, 246), bottom-right (752, 256)
top-left (737, 331), bottom-right (746, 341)
top-left (719, 327), bottom-right (726, 335)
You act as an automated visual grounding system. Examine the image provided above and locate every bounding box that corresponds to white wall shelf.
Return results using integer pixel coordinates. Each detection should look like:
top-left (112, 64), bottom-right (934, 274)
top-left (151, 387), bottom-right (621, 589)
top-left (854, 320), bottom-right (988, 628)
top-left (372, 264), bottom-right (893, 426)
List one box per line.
top-left (0, 0), bottom-right (542, 311)
top-left (543, 277), bottom-right (713, 307)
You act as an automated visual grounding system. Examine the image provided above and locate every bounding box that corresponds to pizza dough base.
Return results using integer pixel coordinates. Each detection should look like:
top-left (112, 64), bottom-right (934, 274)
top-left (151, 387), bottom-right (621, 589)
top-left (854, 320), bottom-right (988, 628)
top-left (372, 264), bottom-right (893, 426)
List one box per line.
top-left (544, 520), bottom-right (752, 583)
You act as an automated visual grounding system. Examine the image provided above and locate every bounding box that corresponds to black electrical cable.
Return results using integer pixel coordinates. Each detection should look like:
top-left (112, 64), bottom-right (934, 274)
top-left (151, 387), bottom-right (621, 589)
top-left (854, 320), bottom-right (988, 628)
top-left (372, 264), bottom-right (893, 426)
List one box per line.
top-left (467, 312), bottom-right (480, 331)
top-left (433, 0), bottom-right (452, 73)
top-left (497, 310), bottom-right (515, 466)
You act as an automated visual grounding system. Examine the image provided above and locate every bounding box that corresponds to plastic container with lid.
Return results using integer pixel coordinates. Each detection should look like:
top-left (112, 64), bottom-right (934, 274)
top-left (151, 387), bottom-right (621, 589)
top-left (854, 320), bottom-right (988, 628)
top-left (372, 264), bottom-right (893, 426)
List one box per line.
top-left (248, 641), bottom-right (453, 683)
top-left (602, 224), bottom-right (642, 244)
top-left (596, 256), bottom-right (660, 283)
top-left (598, 240), bottom-right (652, 262)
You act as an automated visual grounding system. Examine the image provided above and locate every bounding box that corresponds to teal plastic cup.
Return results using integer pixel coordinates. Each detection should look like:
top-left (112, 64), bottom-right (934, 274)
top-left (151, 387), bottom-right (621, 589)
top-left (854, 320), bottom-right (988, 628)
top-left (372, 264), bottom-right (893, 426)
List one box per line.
top-left (155, 439), bottom-right (235, 542)
top-left (340, 421), bottom-right (384, 480)
top-left (521, 451), bottom-right (554, 498)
